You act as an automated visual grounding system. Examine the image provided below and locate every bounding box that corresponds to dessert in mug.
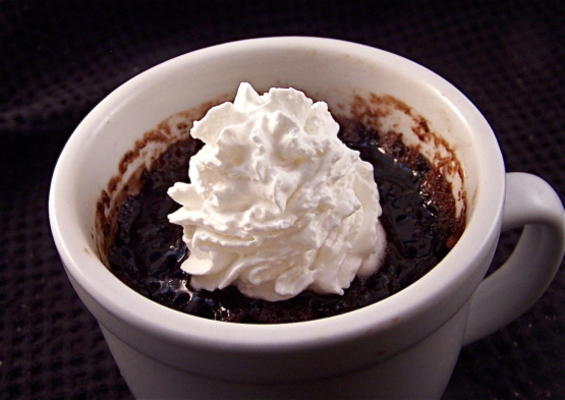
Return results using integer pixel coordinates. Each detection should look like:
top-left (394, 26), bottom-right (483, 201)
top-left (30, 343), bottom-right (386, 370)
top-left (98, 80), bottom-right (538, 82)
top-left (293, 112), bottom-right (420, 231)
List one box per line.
top-left (102, 83), bottom-right (465, 323)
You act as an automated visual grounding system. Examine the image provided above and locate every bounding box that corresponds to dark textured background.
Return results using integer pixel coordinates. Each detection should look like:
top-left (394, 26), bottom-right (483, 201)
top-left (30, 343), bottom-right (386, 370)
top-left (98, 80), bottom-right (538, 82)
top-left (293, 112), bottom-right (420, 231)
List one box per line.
top-left (0, 0), bottom-right (563, 398)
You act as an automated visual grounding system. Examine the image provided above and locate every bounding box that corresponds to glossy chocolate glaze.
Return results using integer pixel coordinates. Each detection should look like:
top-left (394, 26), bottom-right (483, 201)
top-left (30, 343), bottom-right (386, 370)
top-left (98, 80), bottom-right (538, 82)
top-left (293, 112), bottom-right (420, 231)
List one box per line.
top-left (107, 118), bottom-right (463, 323)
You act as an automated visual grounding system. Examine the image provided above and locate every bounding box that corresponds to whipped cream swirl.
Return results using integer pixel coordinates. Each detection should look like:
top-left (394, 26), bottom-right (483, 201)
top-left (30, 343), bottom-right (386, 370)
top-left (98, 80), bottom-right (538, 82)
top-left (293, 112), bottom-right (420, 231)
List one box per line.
top-left (167, 82), bottom-right (386, 301)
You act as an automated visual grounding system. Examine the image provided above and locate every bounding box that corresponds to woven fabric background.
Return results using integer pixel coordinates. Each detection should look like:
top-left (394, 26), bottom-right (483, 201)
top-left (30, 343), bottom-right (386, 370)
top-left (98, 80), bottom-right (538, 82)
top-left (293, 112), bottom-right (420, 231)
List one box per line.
top-left (0, 0), bottom-right (563, 398)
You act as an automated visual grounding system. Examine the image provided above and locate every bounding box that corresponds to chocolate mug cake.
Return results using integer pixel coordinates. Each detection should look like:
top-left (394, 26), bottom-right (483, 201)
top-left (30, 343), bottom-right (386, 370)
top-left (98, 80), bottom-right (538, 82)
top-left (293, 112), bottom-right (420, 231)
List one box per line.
top-left (100, 84), bottom-right (465, 323)
top-left (52, 38), bottom-right (563, 400)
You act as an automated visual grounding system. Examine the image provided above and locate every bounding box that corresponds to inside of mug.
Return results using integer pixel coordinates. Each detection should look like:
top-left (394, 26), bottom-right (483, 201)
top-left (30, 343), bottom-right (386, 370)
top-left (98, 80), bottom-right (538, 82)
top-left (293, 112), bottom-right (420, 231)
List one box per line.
top-left (71, 45), bottom-right (479, 274)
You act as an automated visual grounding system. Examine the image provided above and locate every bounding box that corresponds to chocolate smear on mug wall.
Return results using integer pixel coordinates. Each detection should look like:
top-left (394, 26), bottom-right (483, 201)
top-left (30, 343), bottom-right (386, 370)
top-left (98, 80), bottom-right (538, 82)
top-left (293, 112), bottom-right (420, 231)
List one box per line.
top-left (95, 99), bottom-right (225, 264)
top-left (99, 94), bottom-right (465, 323)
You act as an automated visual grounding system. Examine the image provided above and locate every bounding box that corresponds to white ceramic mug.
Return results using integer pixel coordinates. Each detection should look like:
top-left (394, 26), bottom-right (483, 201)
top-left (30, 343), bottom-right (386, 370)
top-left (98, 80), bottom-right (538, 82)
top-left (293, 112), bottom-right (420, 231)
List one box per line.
top-left (49, 37), bottom-right (564, 399)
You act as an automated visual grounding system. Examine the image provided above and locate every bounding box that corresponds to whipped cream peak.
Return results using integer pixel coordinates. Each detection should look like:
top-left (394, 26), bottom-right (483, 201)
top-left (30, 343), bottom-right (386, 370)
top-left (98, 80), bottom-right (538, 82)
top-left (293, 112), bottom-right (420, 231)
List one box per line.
top-left (168, 82), bottom-right (386, 301)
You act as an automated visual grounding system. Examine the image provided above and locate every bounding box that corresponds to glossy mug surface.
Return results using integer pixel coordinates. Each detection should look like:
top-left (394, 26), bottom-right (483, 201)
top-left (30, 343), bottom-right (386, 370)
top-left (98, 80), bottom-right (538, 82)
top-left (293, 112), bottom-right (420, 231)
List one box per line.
top-left (49, 37), bottom-right (564, 399)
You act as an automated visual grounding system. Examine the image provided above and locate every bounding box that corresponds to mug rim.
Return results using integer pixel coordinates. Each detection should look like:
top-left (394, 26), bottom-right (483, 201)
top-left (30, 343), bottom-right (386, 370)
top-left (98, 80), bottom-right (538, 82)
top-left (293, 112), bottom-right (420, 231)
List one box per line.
top-left (49, 36), bottom-right (505, 351)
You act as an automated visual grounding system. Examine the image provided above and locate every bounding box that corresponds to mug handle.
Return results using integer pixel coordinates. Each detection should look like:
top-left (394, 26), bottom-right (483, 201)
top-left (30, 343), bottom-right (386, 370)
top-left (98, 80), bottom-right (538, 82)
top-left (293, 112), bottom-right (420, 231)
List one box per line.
top-left (463, 172), bottom-right (564, 345)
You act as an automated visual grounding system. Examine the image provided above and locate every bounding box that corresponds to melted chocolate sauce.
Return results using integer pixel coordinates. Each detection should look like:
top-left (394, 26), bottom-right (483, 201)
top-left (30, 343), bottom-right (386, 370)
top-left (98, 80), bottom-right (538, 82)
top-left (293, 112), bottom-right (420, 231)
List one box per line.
top-left (107, 118), bottom-right (463, 323)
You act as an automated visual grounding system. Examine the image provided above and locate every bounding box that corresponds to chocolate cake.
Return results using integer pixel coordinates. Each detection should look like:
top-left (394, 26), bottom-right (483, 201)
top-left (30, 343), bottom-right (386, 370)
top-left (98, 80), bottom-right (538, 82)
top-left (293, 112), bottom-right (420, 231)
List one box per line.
top-left (105, 117), bottom-right (464, 323)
